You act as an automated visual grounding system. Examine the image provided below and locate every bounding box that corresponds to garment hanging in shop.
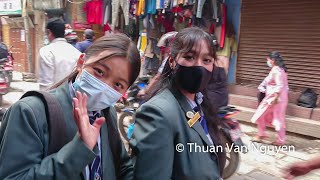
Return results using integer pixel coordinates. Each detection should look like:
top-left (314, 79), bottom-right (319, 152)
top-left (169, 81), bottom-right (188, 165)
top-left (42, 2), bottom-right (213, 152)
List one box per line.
top-left (84, 0), bottom-right (103, 24)
top-left (219, 3), bottom-right (226, 48)
top-left (111, 0), bottom-right (130, 28)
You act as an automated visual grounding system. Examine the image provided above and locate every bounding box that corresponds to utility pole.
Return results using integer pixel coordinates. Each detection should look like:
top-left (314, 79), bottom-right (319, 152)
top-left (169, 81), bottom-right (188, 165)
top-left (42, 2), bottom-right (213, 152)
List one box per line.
top-left (22, 0), bottom-right (33, 73)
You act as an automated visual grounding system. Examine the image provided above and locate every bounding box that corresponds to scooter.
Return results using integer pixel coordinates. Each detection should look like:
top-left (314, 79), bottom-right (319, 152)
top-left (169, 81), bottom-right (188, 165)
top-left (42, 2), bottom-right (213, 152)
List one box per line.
top-left (0, 69), bottom-right (9, 106)
top-left (117, 75), bottom-right (150, 141)
top-left (218, 106), bottom-right (247, 179)
top-left (4, 46), bottom-right (14, 84)
top-left (0, 45), bottom-right (14, 85)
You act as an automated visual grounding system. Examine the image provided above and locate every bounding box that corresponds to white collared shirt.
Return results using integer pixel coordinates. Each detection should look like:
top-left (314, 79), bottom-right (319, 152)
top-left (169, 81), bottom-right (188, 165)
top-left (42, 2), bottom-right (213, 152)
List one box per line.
top-left (39, 38), bottom-right (81, 90)
top-left (186, 93), bottom-right (213, 144)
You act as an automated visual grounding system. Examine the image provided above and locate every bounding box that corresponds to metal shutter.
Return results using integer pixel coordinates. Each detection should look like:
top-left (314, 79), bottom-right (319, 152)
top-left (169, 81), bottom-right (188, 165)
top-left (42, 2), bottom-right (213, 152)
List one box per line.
top-left (237, 0), bottom-right (320, 92)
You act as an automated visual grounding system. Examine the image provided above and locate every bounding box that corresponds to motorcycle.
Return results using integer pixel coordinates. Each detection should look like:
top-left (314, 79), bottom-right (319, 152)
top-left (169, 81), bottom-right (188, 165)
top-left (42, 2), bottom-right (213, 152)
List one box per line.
top-left (117, 75), bottom-right (150, 141)
top-left (0, 45), bottom-right (13, 85)
top-left (218, 106), bottom-right (247, 179)
top-left (0, 69), bottom-right (9, 106)
top-left (4, 46), bottom-right (14, 84)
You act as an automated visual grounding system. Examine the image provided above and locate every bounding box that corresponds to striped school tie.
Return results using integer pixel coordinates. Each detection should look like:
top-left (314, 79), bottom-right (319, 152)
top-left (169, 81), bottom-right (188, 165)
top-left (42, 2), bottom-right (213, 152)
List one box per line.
top-left (89, 111), bottom-right (103, 180)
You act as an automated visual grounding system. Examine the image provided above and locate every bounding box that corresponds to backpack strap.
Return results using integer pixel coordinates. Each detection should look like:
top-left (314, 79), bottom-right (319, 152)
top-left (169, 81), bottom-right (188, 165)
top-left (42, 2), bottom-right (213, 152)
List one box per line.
top-left (21, 91), bottom-right (68, 155)
top-left (103, 108), bottom-right (121, 180)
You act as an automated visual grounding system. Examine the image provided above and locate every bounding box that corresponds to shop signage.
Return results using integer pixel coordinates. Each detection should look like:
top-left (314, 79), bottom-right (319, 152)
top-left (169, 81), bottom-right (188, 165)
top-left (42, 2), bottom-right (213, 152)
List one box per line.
top-left (0, 0), bottom-right (22, 15)
top-left (33, 0), bottom-right (65, 10)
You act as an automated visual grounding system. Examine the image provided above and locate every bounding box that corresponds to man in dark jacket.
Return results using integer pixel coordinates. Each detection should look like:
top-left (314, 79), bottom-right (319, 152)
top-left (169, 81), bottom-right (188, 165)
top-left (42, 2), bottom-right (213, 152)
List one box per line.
top-left (76, 29), bottom-right (94, 53)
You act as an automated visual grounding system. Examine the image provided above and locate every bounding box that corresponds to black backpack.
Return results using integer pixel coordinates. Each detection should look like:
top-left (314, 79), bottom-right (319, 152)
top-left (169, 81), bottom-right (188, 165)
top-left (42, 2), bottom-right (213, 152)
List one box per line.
top-left (297, 88), bottom-right (318, 108)
top-left (21, 91), bottom-right (122, 177)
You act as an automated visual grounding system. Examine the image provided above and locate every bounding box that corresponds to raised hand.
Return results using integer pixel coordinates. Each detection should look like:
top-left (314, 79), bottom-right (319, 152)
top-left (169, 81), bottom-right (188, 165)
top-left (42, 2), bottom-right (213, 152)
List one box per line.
top-left (73, 91), bottom-right (105, 150)
top-left (283, 163), bottom-right (312, 179)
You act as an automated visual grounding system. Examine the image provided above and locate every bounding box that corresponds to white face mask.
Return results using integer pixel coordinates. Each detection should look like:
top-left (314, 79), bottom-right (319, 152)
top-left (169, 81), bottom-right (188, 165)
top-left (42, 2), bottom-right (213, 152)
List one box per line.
top-left (267, 60), bottom-right (273, 68)
top-left (73, 70), bottom-right (122, 111)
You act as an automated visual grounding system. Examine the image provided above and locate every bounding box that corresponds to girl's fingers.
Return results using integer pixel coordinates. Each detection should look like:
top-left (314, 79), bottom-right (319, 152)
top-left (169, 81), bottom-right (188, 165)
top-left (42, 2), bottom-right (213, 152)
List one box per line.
top-left (73, 107), bottom-right (81, 129)
top-left (76, 91), bottom-right (83, 115)
top-left (92, 117), bottom-right (106, 130)
top-left (82, 93), bottom-right (88, 117)
top-left (73, 98), bottom-right (79, 109)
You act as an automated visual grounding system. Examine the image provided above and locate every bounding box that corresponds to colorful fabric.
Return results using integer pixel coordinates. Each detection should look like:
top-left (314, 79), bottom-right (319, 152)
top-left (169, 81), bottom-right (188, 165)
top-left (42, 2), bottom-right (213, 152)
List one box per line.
top-left (219, 3), bottom-right (226, 48)
top-left (140, 32), bottom-right (147, 52)
top-left (146, 0), bottom-right (156, 14)
top-left (156, 0), bottom-right (164, 9)
top-left (196, 0), bottom-right (205, 18)
top-left (216, 36), bottom-right (237, 57)
top-left (136, 0), bottom-right (146, 16)
top-left (84, 0), bottom-right (103, 24)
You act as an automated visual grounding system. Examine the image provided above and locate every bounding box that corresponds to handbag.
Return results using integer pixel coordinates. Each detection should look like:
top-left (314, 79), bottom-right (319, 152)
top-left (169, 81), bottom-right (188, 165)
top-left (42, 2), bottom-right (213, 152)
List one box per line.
top-left (297, 88), bottom-right (318, 108)
top-left (257, 91), bottom-right (266, 105)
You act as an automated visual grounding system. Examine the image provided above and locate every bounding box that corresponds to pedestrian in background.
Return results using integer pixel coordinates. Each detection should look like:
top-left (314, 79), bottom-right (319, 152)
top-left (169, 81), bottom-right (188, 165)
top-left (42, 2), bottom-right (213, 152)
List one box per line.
top-left (38, 18), bottom-right (81, 90)
top-left (130, 27), bottom-right (225, 180)
top-left (251, 51), bottom-right (289, 146)
top-left (0, 33), bottom-right (141, 180)
top-left (65, 31), bottom-right (78, 47)
top-left (76, 29), bottom-right (95, 53)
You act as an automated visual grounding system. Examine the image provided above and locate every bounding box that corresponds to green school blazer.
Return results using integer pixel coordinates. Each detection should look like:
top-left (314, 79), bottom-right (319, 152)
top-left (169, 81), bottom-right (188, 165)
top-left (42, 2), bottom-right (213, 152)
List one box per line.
top-left (0, 82), bottom-right (133, 180)
top-left (130, 88), bottom-right (224, 180)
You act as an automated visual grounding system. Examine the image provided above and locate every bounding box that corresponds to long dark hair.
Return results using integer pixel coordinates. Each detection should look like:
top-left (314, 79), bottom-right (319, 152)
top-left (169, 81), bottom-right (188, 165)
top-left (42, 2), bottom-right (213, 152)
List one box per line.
top-left (150, 27), bottom-right (226, 171)
top-left (269, 51), bottom-right (288, 73)
top-left (50, 33), bottom-right (141, 89)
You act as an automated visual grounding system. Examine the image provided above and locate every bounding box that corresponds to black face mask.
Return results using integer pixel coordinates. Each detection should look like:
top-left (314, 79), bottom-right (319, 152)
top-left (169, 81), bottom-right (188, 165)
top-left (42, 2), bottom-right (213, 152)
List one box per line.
top-left (173, 64), bottom-right (212, 94)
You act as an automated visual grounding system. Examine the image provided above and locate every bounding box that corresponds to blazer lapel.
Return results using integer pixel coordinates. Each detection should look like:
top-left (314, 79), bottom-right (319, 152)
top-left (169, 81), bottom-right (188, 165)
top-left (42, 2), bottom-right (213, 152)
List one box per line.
top-left (100, 109), bottom-right (117, 180)
top-left (170, 88), bottom-right (212, 146)
top-left (50, 82), bottom-right (78, 139)
top-left (52, 82), bottom-right (90, 179)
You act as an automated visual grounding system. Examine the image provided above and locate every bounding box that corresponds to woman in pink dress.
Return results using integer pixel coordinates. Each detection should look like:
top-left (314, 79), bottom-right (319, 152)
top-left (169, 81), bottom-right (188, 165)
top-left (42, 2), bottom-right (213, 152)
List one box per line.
top-left (251, 51), bottom-right (289, 146)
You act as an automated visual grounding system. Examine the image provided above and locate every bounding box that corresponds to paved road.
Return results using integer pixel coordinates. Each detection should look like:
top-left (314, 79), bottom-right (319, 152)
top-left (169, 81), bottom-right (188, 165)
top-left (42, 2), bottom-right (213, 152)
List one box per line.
top-left (229, 122), bottom-right (320, 180)
top-left (1, 71), bottom-right (39, 108)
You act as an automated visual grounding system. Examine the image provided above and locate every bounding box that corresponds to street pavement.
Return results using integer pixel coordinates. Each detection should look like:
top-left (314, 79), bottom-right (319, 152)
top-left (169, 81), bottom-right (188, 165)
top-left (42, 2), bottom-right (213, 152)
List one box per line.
top-left (2, 72), bottom-right (320, 180)
top-left (1, 71), bottom-right (39, 108)
top-left (228, 123), bottom-right (320, 180)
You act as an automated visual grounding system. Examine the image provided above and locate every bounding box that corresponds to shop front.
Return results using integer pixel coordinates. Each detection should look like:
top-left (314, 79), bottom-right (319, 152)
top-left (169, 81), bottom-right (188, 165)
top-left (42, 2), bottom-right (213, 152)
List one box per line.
top-left (236, 0), bottom-right (320, 93)
top-left (0, 0), bottom-right (36, 72)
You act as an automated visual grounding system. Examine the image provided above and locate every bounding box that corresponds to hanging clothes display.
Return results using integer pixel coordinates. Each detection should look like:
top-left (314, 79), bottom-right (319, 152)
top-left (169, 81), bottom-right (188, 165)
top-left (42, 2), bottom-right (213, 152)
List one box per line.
top-left (219, 3), bottom-right (226, 48)
top-left (136, 0), bottom-right (146, 16)
top-left (156, 0), bottom-right (165, 9)
top-left (146, 0), bottom-right (157, 14)
top-left (111, 0), bottom-right (130, 29)
top-left (139, 32), bottom-right (148, 52)
top-left (84, 0), bottom-right (103, 24)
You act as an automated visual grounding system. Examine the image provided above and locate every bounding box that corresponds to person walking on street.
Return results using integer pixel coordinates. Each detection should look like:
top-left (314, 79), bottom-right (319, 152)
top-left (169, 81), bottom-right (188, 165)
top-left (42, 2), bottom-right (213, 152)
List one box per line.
top-left (251, 51), bottom-right (289, 146)
top-left (130, 27), bottom-right (226, 180)
top-left (0, 33), bottom-right (141, 180)
top-left (76, 29), bottom-right (95, 53)
top-left (38, 18), bottom-right (81, 90)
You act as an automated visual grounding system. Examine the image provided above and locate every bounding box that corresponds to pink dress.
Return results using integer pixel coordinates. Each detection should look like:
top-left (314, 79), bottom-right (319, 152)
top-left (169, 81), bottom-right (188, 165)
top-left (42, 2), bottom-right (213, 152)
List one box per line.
top-left (251, 66), bottom-right (289, 143)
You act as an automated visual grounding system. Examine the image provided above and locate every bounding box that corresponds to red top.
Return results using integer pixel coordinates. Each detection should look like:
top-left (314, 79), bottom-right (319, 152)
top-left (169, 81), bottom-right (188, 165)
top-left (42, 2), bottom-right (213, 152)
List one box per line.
top-left (84, 0), bottom-right (103, 24)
